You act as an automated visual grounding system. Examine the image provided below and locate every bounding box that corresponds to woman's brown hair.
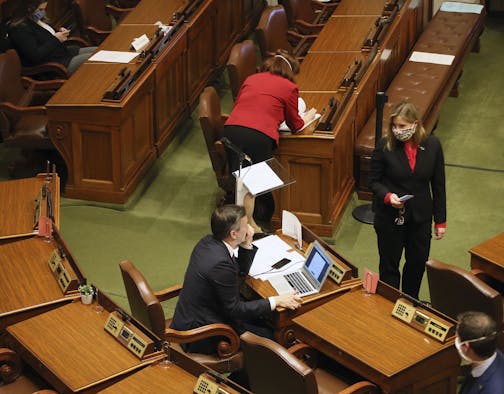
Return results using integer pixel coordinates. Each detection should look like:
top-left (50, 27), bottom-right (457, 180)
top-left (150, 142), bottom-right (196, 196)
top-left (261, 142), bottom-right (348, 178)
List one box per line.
top-left (260, 50), bottom-right (299, 82)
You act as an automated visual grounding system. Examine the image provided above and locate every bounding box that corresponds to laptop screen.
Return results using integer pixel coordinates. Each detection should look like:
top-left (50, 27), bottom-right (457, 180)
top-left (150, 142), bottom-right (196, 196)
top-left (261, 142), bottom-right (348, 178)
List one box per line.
top-left (305, 241), bottom-right (332, 286)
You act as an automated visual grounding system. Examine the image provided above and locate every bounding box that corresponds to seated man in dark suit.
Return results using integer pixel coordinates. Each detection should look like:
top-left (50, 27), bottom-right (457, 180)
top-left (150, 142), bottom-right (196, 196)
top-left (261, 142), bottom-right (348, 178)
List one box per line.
top-left (457, 311), bottom-right (504, 394)
top-left (8, 0), bottom-right (96, 74)
top-left (172, 204), bottom-right (302, 354)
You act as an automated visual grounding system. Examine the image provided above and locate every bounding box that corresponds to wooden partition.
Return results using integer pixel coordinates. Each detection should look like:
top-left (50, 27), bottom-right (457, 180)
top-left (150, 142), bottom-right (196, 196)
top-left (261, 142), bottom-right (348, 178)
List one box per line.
top-left (47, 0), bottom-right (265, 203)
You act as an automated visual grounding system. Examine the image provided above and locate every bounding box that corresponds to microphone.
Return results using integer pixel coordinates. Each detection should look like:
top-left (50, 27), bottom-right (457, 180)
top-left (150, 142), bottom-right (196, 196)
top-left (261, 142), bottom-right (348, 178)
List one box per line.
top-left (220, 137), bottom-right (252, 163)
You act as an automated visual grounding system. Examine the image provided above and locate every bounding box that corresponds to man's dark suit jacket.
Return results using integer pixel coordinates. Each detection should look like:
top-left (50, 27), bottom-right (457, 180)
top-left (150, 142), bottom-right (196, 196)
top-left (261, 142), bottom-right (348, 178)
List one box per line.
top-left (460, 350), bottom-right (504, 393)
top-left (8, 19), bottom-right (77, 67)
top-left (171, 235), bottom-right (271, 354)
top-left (370, 134), bottom-right (446, 224)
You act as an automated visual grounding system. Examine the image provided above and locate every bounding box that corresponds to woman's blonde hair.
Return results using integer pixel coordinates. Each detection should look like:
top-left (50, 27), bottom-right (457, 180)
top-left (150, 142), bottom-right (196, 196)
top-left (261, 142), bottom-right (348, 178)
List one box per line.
top-left (385, 101), bottom-right (427, 151)
top-left (260, 50), bottom-right (299, 82)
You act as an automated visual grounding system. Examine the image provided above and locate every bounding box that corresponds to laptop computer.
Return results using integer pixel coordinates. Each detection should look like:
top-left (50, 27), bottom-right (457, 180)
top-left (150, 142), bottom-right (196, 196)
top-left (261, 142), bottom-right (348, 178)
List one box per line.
top-left (268, 241), bottom-right (333, 297)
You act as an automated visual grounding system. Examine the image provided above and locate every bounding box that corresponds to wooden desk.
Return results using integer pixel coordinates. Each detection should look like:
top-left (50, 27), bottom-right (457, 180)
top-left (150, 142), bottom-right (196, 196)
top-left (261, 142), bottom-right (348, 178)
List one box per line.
top-left (469, 233), bottom-right (504, 284)
top-left (309, 16), bottom-right (378, 52)
top-left (7, 301), bottom-right (164, 393)
top-left (292, 285), bottom-right (459, 393)
top-left (245, 225), bottom-right (361, 345)
top-left (47, 0), bottom-right (263, 203)
top-left (332, 0), bottom-right (389, 16)
top-left (0, 174), bottom-right (59, 239)
top-left (0, 230), bottom-right (83, 333)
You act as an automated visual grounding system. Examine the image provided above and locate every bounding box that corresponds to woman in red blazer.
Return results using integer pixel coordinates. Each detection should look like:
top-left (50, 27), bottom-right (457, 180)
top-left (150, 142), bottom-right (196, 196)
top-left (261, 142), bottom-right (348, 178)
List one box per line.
top-left (224, 51), bottom-right (315, 233)
top-left (370, 102), bottom-right (446, 299)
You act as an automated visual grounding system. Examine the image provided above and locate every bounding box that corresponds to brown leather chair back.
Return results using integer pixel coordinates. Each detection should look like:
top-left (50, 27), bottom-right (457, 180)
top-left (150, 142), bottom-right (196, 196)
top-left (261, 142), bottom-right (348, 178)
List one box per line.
top-left (0, 50), bottom-right (31, 106)
top-left (426, 259), bottom-right (504, 325)
top-left (119, 260), bottom-right (166, 337)
top-left (73, 0), bottom-right (113, 31)
top-left (226, 40), bottom-right (257, 101)
top-left (241, 332), bottom-right (319, 394)
top-left (199, 86), bottom-right (233, 197)
top-left (279, 0), bottom-right (316, 26)
top-left (255, 6), bottom-right (292, 59)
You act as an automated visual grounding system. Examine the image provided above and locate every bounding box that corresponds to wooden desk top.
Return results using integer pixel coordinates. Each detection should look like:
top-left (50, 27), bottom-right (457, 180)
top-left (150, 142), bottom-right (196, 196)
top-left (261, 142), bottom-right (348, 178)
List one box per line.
top-left (120, 0), bottom-right (185, 24)
top-left (7, 302), bottom-right (161, 392)
top-left (297, 52), bottom-right (367, 92)
top-left (48, 62), bottom-right (146, 106)
top-left (0, 236), bottom-right (76, 317)
top-left (0, 175), bottom-right (59, 239)
top-left (332, 0), bottom-right (388, 16)
top-left (98, 362), bottom-right (197, 393)
top-left (309, 16), bottom-right (378, 52)
top-left (293, 288), bottom-right (455, 378)
top-left (469, 232), bottom-right (504, 282)
top-left (96, 24), bottom-right (160, 52)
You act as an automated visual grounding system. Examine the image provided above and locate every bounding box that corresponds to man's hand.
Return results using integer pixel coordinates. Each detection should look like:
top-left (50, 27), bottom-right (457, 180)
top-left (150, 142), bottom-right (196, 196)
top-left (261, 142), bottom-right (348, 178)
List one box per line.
top-left (240, 224), bottom-right (255, 249)
top-left (275, 292), bottom-right (302, 310)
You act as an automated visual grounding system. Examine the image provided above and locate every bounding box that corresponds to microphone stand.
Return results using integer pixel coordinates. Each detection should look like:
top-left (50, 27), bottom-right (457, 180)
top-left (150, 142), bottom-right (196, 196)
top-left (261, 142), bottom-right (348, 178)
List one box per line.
top-left (352, 91), bottom-right (388, 224)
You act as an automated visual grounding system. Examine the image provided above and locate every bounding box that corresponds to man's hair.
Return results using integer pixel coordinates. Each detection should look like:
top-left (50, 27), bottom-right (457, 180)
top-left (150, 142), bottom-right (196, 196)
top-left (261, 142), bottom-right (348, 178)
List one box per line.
top-left (457, 311), bottom-right (498, 359)
top-left (211, 205), bottom-right (246, 240)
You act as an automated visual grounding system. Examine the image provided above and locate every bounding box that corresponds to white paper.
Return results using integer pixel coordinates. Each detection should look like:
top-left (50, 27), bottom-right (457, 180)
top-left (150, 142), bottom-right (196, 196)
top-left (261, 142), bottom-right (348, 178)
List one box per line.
top-left (250, 235), bottom-right (305, 280)
top-left (409, 51), bottom-right (454, 66)
top-left (282, 210), bottom-right (303, 251)
top-left (279, 113), bottom-right (321, 133)
top-left (131, 34), bottom-right (150, 52)
top-left (88, 50), bottom-right (140, 64)
top-left (440, 2), bottom-right (484, 14)
top-left (233, 161), bottom-right (283, 196)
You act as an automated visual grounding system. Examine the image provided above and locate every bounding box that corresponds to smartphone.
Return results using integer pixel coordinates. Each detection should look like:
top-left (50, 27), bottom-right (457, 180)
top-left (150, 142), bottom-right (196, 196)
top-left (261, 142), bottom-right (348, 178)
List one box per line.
top-left (272, 258), bottom-right (291, 269)
top-left (399, 194), bottom-right (414, 202)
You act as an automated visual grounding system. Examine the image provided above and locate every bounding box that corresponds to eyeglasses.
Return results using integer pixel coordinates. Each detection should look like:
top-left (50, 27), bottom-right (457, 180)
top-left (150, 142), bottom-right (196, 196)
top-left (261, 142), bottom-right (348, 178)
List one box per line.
top-left (395, 207), bottom-right (405, 226)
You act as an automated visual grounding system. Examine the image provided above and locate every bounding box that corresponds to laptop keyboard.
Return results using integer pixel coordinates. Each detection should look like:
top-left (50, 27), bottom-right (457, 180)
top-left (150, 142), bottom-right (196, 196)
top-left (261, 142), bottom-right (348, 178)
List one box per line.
top-left (285, 271), bottom-right (312, 294)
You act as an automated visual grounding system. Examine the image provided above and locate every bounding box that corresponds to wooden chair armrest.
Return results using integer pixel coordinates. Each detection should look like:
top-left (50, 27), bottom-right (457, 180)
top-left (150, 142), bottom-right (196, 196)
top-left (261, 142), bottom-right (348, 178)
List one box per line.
top-left (106, 4), bottom-right (134, 20)
top-left (164, 323), bottom-right (240, 358)
top-left (288, 343), bottom-right (318, 369)
top-left (22, 62), bottom-right (69, 79)
top-left (311, 0), bottom-right (338, 12)
top-left (154, 284), bottom-right (183, 302)
top-left (0, 348), bottom-right (21, 384)
top-left (66, 37), bottom-right (92, 47)
top-left (0, 102), bottom-right (46, 116)
top-left (294, 20), bottom-right (323, 35)
top-left (21, 77), bottom-right (66, 91)
top-left (339, 381), bottom-right (379, 394)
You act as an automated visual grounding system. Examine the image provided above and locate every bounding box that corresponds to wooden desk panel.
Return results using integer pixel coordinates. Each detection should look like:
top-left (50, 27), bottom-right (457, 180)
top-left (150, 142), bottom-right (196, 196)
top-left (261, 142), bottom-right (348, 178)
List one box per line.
top-left (470, 233), bottom-right (504, 283)
top-left (293, 287), bottom-right (459, 393)
top-left (95, 24), bottom-right (160, 52)
top-left (7, 302), bottom-right (162, 393)
top-left (0, 175), bottom-right (59, 239)
top-left (332, 0), bottom-right (388, 16)
top-left (120, 0), bottom-right (185, 24)
top-left (297, 52), bottom-right (367, 92)
top-left (309, 16), bottom-right (378, 52)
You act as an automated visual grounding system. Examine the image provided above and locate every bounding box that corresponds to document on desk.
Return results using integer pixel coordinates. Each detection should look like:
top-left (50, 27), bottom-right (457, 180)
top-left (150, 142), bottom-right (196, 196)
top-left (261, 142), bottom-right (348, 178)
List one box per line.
top-left (88, 50), bottom-right (140, 63)
top-left (250, 235), bottom-right (305, 280)
top-left (440, 2), bottom-right (484, 14)
top-left (409, 51), bottom-right (454, 66)
top-left (233, 161), bottom-right (283, 196)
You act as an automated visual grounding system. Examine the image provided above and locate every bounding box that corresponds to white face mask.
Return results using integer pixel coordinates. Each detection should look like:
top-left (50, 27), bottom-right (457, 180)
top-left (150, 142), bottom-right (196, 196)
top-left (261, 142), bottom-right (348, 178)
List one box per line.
top-left (455, 336), bottom-right (476, 365)
top-left (392, 124), bottom-right (416, 142)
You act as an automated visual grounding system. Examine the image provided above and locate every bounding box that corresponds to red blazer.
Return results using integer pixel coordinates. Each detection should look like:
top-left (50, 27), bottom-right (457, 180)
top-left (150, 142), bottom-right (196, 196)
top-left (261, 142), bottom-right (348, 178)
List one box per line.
top-left (225, 72), bottom-right (304, 144)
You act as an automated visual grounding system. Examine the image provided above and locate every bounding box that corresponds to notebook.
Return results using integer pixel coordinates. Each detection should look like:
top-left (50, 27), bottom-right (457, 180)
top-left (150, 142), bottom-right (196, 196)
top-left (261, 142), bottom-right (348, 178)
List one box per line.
top-left (268, 241), bottom-right (332, 297)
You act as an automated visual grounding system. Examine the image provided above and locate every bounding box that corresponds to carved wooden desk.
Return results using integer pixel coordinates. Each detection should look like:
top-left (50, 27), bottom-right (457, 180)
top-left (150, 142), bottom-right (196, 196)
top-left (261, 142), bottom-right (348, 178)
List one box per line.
top-left (469, 232), bottom-right (504, 284)
top-left (292, 284), bottom-right (459, 393)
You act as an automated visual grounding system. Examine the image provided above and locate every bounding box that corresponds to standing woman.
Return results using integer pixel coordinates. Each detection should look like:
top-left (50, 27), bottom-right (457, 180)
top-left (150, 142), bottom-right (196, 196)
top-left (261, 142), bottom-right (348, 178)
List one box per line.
top-left (224, 51), bottom-right (315, 233)
top-left (8, 0), bottom-right (96, 74)
top-left (370, 102), bottom-right (446, 299)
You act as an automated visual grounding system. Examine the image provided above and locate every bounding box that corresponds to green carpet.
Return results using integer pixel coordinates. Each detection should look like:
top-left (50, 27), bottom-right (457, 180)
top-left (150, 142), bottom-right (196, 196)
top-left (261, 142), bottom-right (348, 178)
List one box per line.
top-left (1, 16), bottom-right (503, 313)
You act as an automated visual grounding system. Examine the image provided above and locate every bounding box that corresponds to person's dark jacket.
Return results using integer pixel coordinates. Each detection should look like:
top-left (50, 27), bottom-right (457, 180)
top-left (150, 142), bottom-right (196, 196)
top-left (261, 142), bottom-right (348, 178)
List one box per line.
top-left (8, 19), bottom-right (77, 67)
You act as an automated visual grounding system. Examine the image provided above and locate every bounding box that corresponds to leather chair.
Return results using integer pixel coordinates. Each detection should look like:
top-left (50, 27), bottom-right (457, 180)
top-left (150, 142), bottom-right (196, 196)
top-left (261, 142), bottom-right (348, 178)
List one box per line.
top-left (199, 86), bottom-right (234, 204)
top-left (255, 5), bottom-right (317, 60)
top-left (426, 259), bottom-right (504, 350)
top-left (226, 40), bottom-right (258, 101)
top-left (119, 260), bottom-right (243, 374)
top-left (72, 0), bottom-right (133, 46)
top-left (278, 0), bottom-right (337, 34)
top-left (0, 348), bottom-right (56, 394)
top-left (0, 49), bottom-right (64, 176)
top-left (240, 332), bottom-right (379, 394)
